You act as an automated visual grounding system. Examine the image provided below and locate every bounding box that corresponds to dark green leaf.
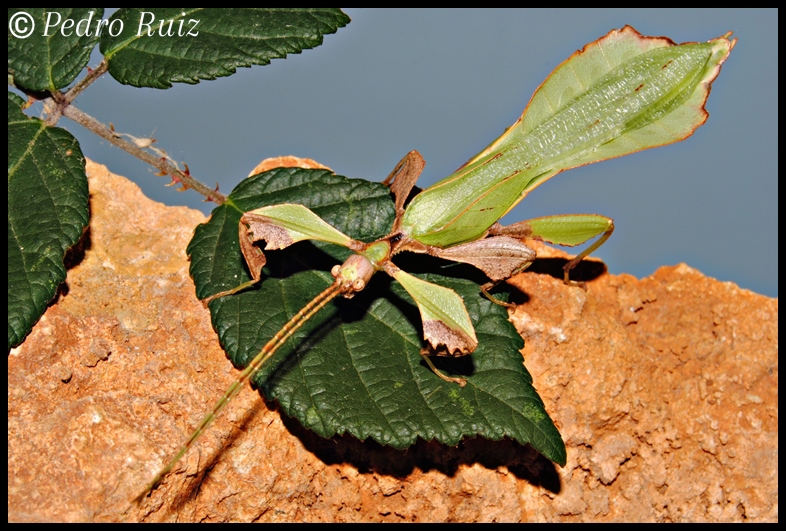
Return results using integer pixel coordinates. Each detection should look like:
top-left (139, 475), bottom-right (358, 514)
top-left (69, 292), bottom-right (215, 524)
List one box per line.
top-left (8, 8), bottom-right (104, 91)
top-left (188, 168), bottom-right (566, 464)
top-left (7, 92), bottom-right (89, 348)
top-left (100, 8), bottom-right (350, 89)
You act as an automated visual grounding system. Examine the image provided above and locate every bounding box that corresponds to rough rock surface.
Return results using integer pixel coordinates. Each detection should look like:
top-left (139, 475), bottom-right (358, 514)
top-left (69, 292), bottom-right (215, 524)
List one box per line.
top-left (8, 160), bottom-right (777, 522)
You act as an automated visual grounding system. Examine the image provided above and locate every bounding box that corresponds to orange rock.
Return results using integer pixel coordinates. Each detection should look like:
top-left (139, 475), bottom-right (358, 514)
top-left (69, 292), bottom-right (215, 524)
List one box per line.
top-left (7, 160), bottom-right (777, 522)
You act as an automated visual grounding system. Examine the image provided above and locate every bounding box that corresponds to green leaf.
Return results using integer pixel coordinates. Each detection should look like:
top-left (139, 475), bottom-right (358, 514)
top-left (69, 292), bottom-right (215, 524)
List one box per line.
top-left (7, 92), bottom-right (89, 348)
top-left (187, 167), bottom-right (566, 465)
top-left (100, 8), bottom-right (350, 89)
top-left (8, 8), bottom-right (104, 91)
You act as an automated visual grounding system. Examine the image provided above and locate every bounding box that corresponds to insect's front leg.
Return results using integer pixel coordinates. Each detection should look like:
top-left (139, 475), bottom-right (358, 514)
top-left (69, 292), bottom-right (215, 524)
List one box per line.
top-left (382, 150), bottom-right (426, 231)
top-left (201, 204), bottom-right (364, 306)
top-left (489, 214), bottom-right (614, 287)
top-left (201, 217), bottom-right (269, 306)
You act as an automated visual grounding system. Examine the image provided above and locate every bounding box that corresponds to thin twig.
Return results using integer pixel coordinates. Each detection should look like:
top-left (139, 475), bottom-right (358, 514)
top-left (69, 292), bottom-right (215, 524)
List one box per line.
top-left (63, 58), bottom-right (109, 105)
top-left (61, 103), bottom-right (226, 204)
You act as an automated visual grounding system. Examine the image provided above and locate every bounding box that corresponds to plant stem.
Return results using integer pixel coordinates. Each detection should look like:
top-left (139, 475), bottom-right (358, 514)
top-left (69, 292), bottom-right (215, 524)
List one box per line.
top-left (61, 103), bottom-right (226, 204)
top-left (63, 58), bottom-right (109, 106)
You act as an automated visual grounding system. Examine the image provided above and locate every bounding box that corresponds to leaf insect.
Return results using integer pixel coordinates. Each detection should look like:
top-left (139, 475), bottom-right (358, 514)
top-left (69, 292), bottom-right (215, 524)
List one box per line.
top-left (135, 26), bottom-right (735, 502)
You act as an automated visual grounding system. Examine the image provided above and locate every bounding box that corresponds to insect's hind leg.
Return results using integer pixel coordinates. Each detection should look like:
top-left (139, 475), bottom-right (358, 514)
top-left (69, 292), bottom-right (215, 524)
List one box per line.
top-left (490, 214), bottom-right (614, 287)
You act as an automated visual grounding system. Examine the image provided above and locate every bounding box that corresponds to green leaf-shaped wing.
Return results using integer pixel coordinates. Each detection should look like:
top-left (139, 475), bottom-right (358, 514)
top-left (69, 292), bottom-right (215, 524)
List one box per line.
top-left (101, 8), bottom-right (350, 88)
top-left (187, 167), bottom-right (566, 464)
top-left (7, 92), bottom-right (89, 348)
top-left (400, 26), bottom-right (734, 248)
top-left (8, 8), bottom-right (104, 91)
top-left (481, 26), bottom-right (734, 170)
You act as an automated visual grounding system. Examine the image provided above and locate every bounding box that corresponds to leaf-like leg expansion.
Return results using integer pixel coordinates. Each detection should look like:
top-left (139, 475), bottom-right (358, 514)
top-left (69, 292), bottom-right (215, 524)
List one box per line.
top-left (385, 262), bottom-right (478, 355)
top-left (431, 236), bottom-right (536, 281)
top-left (201, 204), bottom-right (362, 306)
top-left (429, 235), bottom-right (535, 307)
top-left (382, 151), bottom-right (426, 231)
top-left (490, 214), bottom-right (614, 286)
top-left (242, 204), bottom-right (358, 250)
top-left (420, 349), bottom-right (467, 387)
top-left (201, 219), bottom-right (268, 306)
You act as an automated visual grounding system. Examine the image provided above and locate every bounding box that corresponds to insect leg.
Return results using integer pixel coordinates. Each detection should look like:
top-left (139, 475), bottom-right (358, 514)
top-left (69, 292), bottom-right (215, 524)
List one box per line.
top-left (490, 214), bottom-right (614, 286)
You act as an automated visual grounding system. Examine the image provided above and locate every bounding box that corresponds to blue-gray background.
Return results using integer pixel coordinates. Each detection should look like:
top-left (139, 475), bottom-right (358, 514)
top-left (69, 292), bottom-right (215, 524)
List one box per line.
top-left (52, 9), bottom-right (779, 297)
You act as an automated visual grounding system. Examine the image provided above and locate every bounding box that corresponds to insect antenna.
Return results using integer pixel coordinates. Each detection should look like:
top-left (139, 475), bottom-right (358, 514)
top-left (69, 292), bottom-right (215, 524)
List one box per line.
top-left (133, 280), bottom-right (345, 504)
